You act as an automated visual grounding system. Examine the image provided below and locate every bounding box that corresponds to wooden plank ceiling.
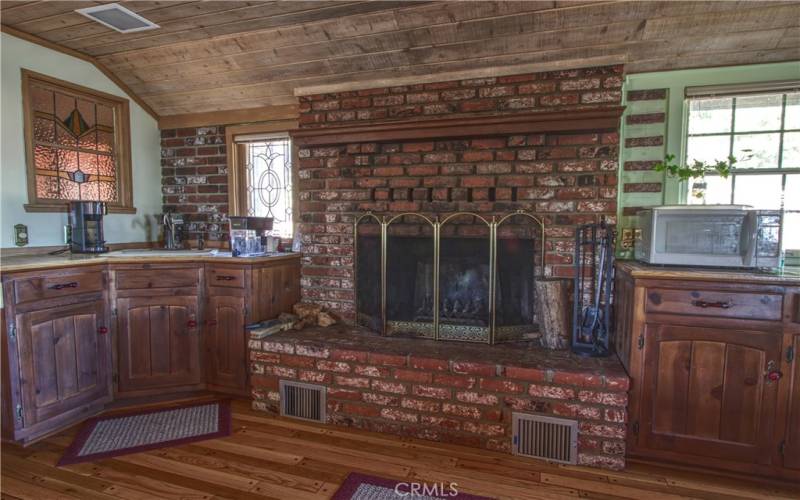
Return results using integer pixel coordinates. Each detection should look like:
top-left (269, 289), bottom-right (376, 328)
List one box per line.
top-left (1, 0), bottom-right (798, 117)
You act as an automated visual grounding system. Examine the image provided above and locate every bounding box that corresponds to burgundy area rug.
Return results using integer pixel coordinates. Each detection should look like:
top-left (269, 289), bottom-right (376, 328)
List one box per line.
top-left (58, 399), bottom-right (231, 466)
top-left (332, 472), bottom-right (494, 500)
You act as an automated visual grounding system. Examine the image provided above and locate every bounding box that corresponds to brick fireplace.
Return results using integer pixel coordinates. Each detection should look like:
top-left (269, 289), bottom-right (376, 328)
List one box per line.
top-left (248, 65), bottom-right (630, 471)
top-left (293, 65), bottom-right (623, 323)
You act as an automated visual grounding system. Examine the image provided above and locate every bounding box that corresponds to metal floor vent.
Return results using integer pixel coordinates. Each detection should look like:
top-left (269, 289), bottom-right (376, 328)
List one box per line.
top-left (512, 413), bottom-right (578, 464)
top-left (279, 380), bottom-right (326, 423)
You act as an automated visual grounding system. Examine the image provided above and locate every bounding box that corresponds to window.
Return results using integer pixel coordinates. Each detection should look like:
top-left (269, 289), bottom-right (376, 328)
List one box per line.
top-left (229, 132), bottom-right (294, 237)
top-left (21, 70), bottom-right (133, 213)
top-left (685, 87), bottom-right (800, 250)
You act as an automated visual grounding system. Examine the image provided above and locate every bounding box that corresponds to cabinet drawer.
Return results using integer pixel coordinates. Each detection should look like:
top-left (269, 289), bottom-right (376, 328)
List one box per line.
top-left (116, 268), bottom-right (198, 290)
top-left (645, 287), bottom-right (783, 321)
top-left (206, 267), bottom-right (246, 288)
top-left (14, 271), bottom-right (104, 304)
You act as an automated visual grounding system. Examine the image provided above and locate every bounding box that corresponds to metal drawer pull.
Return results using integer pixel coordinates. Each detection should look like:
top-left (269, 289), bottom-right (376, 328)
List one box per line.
top-left (216, 275), bottom-right (236, 281)
top-left (97, 326), bottom-right (108, 335)
top-left (49, 281), bottom-right (78, 290)
top-left (187, 320), bottom-right (197, 328)
top-left (691, 300), bottom-right (733, 309)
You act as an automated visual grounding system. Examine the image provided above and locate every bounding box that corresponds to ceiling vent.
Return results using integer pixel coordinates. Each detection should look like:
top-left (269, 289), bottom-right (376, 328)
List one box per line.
top-left (76, 4), bottom-right (159, 33)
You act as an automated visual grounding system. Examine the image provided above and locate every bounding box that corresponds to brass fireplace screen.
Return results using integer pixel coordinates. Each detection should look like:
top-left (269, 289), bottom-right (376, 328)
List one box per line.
top-left (355, 211), bottom-right (546, 344)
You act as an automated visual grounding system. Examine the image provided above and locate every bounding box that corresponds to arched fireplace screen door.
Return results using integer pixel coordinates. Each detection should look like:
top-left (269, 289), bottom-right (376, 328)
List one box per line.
top-left (355, 211), bottom-right (545, 344)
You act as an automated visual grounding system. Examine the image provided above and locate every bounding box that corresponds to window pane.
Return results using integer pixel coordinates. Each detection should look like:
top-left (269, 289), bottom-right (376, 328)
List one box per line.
top-left (733, 174), bottom-right (782, 209)
top-left (734, 94), bottom-right (783, 132)
top-left (245, 138), bottom-right (293, 237)
top-left (688, 174), bottom-right (731, 205)
top-left (687, 135), bottom-right (730, 165)
top-left (733, 133), bottom-right (780, 169)
top-left (785, 175), bottom-right (800, 211)
top-left (786, 93), bottom-right (800, 130)
top-left (688, 97), bottom-right (732, 134)
top-left (783, 131), bottom-right (800, 169)
top-left (785, 213), bottom-right (800, 251)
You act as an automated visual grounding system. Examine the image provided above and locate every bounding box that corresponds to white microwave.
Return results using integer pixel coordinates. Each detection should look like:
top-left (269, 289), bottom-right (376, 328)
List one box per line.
top-left (635, 205), bottom-right (782, 268)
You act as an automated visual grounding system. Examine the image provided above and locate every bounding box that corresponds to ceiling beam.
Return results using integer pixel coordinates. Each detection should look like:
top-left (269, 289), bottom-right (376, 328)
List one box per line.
top-left (157, 104), bottom-right (299, 129)
top-left (0, 24), bottom-right (159, 120)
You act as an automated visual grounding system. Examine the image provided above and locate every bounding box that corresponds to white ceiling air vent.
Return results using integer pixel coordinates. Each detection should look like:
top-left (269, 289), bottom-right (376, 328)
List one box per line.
top-left (76, 4), bottom-right (159, 33)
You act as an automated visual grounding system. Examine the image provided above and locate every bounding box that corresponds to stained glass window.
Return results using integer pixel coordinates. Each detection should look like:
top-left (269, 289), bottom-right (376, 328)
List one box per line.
top-left (23, 70), bottom-right (131, 211)
top-left (241, 136), bottom-right (294, 237)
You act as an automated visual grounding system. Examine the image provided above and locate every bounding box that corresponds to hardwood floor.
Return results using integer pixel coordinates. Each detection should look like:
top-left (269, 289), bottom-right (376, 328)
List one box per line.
top-left (1, 398), bottom-right (797, 500)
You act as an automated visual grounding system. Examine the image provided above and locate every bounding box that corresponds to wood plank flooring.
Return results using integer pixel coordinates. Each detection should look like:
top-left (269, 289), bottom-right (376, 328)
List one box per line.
top-left (1, 398), bottom-right (798, 500)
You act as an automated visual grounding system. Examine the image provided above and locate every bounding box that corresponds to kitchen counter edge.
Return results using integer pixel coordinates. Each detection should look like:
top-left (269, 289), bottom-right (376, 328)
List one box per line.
top-left (616, 260), bottom-right (800, 286)
top-left (0, 252), bottom-right (302, 274)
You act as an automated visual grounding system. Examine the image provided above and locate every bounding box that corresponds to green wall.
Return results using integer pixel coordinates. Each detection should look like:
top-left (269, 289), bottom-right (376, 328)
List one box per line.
top-left (617, 61), bottom-right (800, 256)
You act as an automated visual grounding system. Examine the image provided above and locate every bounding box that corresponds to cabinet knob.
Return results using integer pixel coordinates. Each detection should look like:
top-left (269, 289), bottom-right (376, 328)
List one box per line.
top-left (216, 275), bottom-right (236, 281)
top-left (97, 326), bottom-right (108, 335)
top-left (765, 360), bottom-right (782, 384)
top-left (187, 320), bottom-right (197, 328)
top-left (207, 320), bottom-right (218, 326)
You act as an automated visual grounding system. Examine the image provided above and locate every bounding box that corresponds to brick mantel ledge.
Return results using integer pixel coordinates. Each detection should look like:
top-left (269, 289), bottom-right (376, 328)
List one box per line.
top-left (249, 325), bottom-right (629, 470)
top-left (290, 106), bottom-right (625, 146)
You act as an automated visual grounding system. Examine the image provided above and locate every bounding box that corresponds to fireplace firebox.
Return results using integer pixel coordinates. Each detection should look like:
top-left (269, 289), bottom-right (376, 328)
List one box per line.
top-left (355, 211), bottom-right (545, 344)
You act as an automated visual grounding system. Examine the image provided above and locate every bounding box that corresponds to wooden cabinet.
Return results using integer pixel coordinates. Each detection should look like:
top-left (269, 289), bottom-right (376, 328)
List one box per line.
top-left (204, 259), bottom-right (301, 396)
top-left (205, 294), bottom-right (247, 394)
top-left (1, 255), bottom-right (301, 444)
top-left (616, 262), bottom-right (800, 481)
top-left (639, 323), bottom-right (781, 465)
top-left (16, 300), bottom-right (111, 429)
top-left (1, 267), bottom-right (111, 444)
top-left (112, 264), bottom-right (203, 397)
top-left (115, 295), bottom-right (202, 394)
top-left (781, 290), bottom-right (800, 470)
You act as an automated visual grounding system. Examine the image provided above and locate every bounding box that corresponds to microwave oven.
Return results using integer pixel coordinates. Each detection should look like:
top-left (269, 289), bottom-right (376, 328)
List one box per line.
top-left (634, 205), bottom-right (782, 268)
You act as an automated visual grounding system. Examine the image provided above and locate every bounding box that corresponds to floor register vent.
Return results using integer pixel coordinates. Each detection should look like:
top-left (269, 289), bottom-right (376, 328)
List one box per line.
top-left (279, 380), bottom-right (326, 423)
top-left (512, 413), bottom-right (578, 464)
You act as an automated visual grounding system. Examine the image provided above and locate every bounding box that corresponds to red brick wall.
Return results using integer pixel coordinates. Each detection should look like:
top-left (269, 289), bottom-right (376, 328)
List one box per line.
top-left (161, 126), bottom-right (229, 242)
top-left (297, 66), bottom-right (623, 320)
top-left (250, 337), bottom-right (628, 470)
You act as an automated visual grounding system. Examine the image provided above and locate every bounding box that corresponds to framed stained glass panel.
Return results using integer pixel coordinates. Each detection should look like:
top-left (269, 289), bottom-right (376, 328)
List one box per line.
top-left (21, 69), bottom-right (133, 213)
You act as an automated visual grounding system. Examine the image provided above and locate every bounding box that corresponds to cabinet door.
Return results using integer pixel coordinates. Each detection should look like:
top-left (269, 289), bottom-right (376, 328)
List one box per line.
top-left (639, 323), bottom-right (782, 464)
top-left (784, 333), bottom-right (800, 469)
top-left (205, 294), bottom-right (247, 391)
top-left (15, 300), bottom-right (111, 426)
top-left (116, 296), bottom-right (201, 393)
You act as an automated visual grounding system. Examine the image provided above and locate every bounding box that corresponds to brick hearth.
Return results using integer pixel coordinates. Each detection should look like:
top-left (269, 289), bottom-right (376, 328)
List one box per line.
top-left (250, 326), bottom-right (629, 470)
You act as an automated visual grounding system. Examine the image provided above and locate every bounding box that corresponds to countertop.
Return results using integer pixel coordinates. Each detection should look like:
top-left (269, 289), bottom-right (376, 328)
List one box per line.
top-left (0, 249), bottom-right (301, 274)
top-left (616, 260), bottom-right (800, 286)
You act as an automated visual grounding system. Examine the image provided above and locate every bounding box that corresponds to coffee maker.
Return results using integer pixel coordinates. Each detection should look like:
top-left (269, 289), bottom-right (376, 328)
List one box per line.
top-left (69, 201), bottom-right (108, 253)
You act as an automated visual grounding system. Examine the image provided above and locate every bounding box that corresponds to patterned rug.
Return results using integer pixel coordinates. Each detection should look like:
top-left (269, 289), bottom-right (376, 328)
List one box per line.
top-left (332, 473), bottom-right (493, 500)
top-left (58, 400), bottom-right (231, 466)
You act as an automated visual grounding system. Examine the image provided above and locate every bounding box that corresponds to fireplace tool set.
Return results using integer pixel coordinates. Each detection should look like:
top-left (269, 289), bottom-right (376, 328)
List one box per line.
top-left (572, 219), bottom-right (615, 357)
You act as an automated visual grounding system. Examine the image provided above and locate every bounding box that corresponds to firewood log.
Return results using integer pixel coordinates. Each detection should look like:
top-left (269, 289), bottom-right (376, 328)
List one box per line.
top-left (535, 279), bottom-right (571, 350)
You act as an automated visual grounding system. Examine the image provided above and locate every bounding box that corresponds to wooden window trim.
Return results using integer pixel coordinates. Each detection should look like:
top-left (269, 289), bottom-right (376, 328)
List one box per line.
top-left (21, 69), bottom-right (136, 214)
top-left (225, 120), bottom-right (298, 219)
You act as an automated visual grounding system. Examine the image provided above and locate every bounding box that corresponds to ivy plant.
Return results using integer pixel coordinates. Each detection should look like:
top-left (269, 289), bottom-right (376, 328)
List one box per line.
top-left (654, 151), bottom-right (751, 198)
